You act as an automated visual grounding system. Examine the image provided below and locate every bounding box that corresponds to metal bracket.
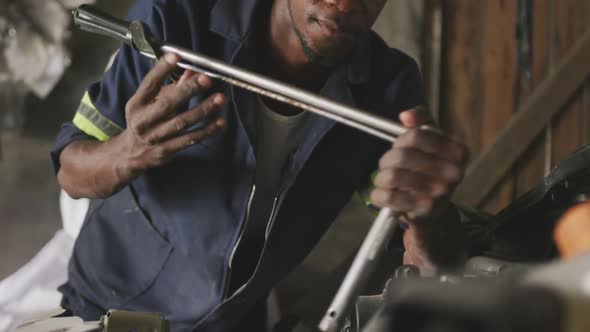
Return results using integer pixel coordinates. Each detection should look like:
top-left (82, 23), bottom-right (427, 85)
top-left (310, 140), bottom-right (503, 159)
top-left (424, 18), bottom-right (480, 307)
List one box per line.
top-left (128, 21), bottom-right (161, 61)
top-left (128, 21), bottom-right (179, 82)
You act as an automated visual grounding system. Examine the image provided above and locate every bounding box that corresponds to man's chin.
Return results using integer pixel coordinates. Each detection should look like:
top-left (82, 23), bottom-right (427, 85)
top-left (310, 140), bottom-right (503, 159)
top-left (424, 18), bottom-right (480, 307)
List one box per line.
top-left (293, 23), bottom-right (355, 66)
top-left (304, 43), bottom-right (355, 66)
top-left (304, 50), bottom-right (341, 67)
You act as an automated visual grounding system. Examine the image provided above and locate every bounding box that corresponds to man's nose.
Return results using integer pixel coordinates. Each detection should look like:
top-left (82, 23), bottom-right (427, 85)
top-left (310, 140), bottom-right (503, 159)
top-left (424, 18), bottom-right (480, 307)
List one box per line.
top-left (323, 0), bottom-right (363, 13)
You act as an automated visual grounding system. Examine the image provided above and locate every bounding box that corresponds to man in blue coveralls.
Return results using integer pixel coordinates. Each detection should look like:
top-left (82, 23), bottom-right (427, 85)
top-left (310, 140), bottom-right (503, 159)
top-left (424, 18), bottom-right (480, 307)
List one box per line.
top-left (52, 0), bottom-right (468, 330)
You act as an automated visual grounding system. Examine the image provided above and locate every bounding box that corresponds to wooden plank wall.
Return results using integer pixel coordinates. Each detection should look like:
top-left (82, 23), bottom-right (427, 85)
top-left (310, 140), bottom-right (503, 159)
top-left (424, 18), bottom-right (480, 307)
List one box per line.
top-left (439, 0), bottom-right (590, 213)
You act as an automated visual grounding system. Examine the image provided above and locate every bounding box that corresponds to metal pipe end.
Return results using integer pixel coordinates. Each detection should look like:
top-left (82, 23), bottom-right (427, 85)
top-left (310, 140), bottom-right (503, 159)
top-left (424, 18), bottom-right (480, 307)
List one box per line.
top-left (318, 309), bottom-right (340, 332)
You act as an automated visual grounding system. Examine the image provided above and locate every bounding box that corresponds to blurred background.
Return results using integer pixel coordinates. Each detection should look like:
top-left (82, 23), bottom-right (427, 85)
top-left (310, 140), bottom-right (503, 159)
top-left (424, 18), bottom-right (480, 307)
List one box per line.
top-left (0, 0), bottom-right (589, 325)
top-left (0, 0), bottom-right (134, 279)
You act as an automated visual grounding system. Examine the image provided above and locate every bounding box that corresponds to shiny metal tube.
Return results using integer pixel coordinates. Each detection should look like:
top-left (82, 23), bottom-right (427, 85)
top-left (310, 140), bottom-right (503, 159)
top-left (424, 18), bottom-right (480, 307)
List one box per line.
top-left (319, 125), bottom-right (442, 332)
top-left (158, 44), bottom-right (406, 142)
top-left (319, 208), bottom-right (399, 332)
top-left (140, 49), bottom-right (398, 142)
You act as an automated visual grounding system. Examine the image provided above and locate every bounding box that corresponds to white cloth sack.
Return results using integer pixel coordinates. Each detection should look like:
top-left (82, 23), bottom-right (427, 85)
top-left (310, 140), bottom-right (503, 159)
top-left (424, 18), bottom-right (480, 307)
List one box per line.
top-left (0, 192), bottom-right (88, 332)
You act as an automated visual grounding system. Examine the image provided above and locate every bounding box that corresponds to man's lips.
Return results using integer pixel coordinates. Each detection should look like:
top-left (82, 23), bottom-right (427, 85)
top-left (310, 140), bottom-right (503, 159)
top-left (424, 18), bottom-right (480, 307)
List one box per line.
top-left (314, 17), bottom-right (354, 37)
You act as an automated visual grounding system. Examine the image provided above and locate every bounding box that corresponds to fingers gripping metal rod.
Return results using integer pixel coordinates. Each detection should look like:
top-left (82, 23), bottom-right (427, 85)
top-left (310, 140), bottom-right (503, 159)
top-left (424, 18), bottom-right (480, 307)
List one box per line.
top-left (318, 125), bottom-right (441, 332)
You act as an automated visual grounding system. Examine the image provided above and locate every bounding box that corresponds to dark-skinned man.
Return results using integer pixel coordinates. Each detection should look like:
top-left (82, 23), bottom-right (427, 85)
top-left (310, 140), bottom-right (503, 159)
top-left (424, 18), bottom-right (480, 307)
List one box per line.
top-left (52, 0), bottom-right (467, 330)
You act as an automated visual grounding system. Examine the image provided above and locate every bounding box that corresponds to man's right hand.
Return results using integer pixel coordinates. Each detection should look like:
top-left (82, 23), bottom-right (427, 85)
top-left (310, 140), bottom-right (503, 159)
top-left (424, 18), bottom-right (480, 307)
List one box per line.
top-left (117, 53), bottom-right (226, 177)
top-left (58, 53), bottom-right (226, 199)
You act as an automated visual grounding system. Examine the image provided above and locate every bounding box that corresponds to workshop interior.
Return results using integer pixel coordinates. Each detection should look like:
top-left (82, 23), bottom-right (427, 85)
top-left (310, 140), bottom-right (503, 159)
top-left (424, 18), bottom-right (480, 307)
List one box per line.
top-left (1, 0), bottom-right (590, 331)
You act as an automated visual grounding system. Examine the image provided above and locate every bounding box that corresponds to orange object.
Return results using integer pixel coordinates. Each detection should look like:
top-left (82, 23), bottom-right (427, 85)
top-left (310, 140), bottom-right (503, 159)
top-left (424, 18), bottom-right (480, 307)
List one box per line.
top-left (554, 201), bottom-right (590, 259)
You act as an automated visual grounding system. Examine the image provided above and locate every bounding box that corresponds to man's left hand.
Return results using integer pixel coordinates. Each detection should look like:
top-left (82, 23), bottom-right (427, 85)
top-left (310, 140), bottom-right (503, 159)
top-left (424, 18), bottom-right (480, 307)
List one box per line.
top-left (370, 107), bottom-right (467, 218)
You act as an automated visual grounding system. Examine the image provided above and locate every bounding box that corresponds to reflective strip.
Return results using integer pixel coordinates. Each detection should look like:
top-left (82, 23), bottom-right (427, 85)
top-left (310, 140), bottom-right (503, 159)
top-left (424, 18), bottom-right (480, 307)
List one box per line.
top-left (72, 92), bottom-right (123, 141)
top-left (73, 113), bottom-right (110, 141)
top-left (81, 91), bottom-right (96, 109)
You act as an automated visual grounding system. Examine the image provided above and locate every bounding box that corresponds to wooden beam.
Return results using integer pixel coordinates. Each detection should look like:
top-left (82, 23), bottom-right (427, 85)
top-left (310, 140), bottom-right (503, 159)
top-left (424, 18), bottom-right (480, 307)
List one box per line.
top-left (423, 0), bottom-right (443, 123)
top-left (551, 0), bottom-right (588, 169)
top-left (453, 30), bottom-right (590, 207)
top-left (513, 0), bottom-right (551, 199)
top-left (584, 80), bottom-right (589, 145)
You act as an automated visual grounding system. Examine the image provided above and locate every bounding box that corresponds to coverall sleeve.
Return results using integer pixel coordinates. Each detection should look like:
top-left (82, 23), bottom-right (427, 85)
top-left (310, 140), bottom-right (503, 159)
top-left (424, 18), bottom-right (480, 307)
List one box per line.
top-left (50, 0), bottom-right (168, 174)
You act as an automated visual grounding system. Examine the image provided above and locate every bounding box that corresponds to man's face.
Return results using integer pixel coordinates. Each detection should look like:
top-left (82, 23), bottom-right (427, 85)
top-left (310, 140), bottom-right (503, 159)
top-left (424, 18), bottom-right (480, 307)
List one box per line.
top-left (287, 0), bottom-right (387, 65)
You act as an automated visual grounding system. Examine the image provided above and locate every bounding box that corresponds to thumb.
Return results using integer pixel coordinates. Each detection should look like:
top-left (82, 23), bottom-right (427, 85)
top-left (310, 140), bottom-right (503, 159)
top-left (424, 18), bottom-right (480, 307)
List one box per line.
top-left (399, 106), bottom-right (433, 128)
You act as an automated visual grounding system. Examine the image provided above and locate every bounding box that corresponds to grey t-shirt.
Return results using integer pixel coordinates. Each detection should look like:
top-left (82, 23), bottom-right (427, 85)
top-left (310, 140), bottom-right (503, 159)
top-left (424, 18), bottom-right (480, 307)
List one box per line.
top-left (228, 98), bottom-right (308, 294)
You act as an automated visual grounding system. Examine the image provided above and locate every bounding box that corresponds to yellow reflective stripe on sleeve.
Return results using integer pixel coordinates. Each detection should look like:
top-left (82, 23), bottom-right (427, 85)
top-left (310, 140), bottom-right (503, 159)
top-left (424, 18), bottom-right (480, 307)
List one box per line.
top-left (73, 113), bottom-right (110, 141)
top-left (81, 91), bottom-right (96, 109)
top-left (72, 91), bottom-right (123, 140)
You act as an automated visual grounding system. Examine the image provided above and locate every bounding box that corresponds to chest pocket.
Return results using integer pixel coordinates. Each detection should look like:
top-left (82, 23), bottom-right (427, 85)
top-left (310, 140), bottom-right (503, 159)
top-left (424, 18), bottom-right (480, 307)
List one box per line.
top-left (69, 186), bottom-right (173, 307)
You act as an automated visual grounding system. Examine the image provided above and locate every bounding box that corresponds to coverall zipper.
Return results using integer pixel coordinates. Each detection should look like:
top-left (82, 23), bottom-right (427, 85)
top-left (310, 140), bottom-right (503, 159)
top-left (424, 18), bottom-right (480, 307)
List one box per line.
top-left (223, 184), bottom-right (256, 298)
top-left (265, 197), bottom-right (279, 239)
top-left (223, 188), bottom-right (280, 298)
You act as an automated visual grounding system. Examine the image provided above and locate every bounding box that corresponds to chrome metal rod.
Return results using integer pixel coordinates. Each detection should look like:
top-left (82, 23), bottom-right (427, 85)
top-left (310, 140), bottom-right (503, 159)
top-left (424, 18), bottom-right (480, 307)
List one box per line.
top-left (141, 51), bottom-right (397, 142)
top-left (318, 208), bottom-right (399, 332)
top-left (158, 44), bottom-right (407, 141)
top-left (318, 126), bottom-right (442, 332)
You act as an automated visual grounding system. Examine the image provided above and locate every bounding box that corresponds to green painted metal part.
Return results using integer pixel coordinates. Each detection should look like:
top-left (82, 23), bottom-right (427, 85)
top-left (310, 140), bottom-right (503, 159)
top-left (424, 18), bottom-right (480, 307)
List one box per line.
top-left (100, 310), bottom-right (169, 332)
